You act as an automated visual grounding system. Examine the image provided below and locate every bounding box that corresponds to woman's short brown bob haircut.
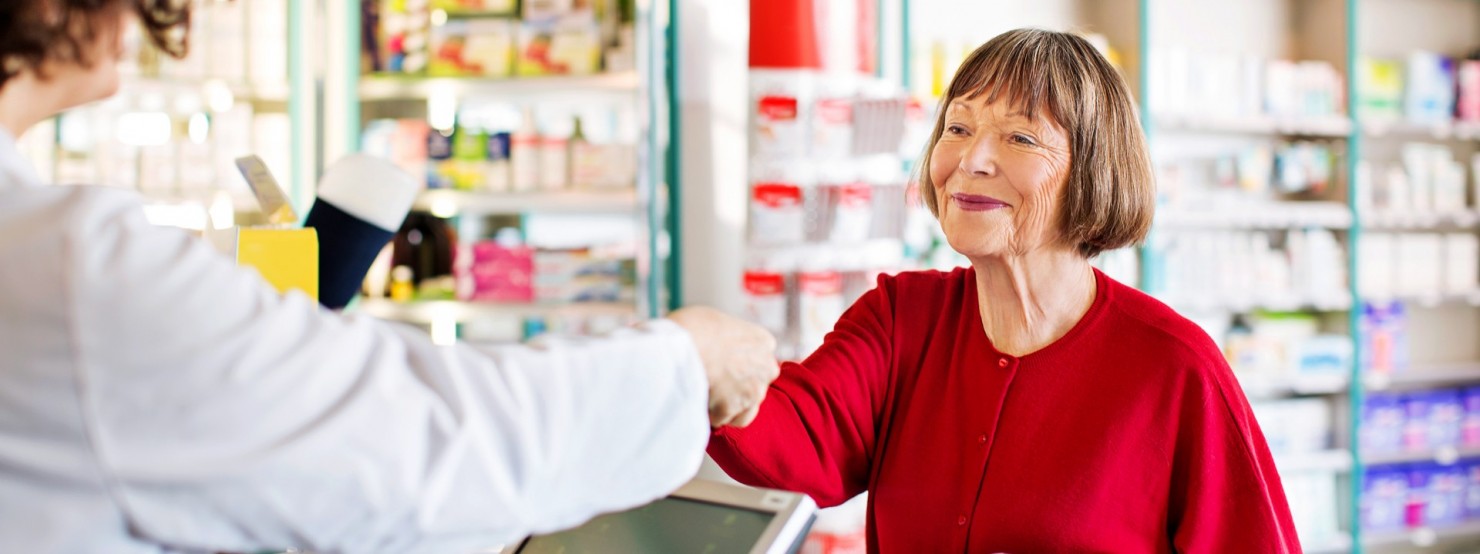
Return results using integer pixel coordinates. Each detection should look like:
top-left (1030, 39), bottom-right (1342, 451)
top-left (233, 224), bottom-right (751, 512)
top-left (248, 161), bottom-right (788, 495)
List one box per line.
top-left (917, 28), bottom-right (1154, 258)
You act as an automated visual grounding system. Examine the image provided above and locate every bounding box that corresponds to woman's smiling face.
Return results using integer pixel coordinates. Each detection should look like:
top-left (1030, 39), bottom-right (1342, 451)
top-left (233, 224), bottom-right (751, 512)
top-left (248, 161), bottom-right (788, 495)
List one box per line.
top-left (928, 95), bottom-right (1074, 260)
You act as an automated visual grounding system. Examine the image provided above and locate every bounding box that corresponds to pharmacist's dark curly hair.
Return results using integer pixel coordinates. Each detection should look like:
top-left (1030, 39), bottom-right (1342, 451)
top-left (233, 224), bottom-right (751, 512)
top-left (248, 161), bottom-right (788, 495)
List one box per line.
top-left (0, 0), bottom-right (190, 90)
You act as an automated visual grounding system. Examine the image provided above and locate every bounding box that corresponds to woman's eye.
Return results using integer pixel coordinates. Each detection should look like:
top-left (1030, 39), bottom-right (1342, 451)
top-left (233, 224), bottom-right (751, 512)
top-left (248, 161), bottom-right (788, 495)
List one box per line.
top-left (1010, 134), bottom-right (1037, 146)
top-left (946, 124), bottom-right (968, 136)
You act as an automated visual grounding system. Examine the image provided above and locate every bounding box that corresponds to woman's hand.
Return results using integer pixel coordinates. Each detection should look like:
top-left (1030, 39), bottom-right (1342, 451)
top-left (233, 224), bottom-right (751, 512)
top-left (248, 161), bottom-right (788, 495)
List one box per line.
top-left (667, 307), bottom-right (781, 428)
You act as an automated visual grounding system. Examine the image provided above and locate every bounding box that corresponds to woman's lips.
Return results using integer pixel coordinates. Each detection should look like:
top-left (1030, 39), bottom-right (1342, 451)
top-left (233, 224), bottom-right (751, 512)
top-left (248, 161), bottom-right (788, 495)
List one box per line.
top-left (951, 193), bottom-right (1009, 212)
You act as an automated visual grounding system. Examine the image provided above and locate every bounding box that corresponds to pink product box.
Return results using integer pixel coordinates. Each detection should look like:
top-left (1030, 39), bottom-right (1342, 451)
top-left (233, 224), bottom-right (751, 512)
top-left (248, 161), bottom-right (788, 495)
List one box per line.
top-left (1459, 61), bottom-right (1480, 122)
top-left (463, 241), bottom-right (534, 302)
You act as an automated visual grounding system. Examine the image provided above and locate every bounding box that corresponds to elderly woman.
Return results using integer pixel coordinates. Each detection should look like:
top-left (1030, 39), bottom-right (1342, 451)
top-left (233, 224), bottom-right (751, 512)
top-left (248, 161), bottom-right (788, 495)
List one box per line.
top-left (709, 29), bottom-right (1299, 552)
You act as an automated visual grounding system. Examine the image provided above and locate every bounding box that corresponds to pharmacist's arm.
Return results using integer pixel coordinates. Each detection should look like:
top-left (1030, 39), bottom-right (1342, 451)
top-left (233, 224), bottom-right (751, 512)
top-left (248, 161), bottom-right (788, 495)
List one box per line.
top-left (65, 192), bottom-right (714, 552)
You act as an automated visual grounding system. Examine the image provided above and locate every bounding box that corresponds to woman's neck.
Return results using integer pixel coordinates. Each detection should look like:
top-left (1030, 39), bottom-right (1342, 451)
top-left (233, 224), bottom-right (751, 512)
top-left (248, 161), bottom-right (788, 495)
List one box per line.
top-left (971, 249), bottom-right (1097, 357)
top-left (0, 74), bottom-right (60, 139)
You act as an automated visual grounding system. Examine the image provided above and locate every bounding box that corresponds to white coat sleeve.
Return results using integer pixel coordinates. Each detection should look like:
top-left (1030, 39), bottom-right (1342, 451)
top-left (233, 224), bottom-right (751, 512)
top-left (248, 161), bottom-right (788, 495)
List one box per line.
top-left (62, 191), bottom-right (711, 553)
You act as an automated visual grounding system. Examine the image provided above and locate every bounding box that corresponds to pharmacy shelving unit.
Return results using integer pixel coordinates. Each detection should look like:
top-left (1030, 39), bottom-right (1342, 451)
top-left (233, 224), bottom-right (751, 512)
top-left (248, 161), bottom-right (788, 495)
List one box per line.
top-left (1136, 0), bottom-right (1361, 545)
top-left (1136, 0), bottom-right (1347, 551)
top-left (1351, 1), bottom-right (1480, 551)
top-left (336, 2), bottom-right (678, 340)
top-left (1131, 0), bottom-right (1480, 551)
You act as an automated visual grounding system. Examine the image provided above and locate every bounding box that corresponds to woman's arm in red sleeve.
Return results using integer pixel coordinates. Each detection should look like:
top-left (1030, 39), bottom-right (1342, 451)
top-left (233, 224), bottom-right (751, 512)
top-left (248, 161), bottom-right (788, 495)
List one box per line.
top-left (1169, 355), bottom-right (1303, 553)
top-left (707, 275), bottom-right (897, 508)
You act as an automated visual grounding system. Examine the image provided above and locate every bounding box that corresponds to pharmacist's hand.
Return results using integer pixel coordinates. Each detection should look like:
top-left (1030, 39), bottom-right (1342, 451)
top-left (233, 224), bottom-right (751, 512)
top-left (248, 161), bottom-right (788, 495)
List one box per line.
top-left (667, 307), bottom-right (781, 428)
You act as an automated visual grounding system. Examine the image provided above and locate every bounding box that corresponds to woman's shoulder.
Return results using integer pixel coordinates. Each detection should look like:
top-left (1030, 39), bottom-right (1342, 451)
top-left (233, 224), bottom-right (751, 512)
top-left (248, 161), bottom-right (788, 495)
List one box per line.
top-left (1095, 274), bottom-right (1228, 373)
top-left (874, 267), bottom-right (975, 308)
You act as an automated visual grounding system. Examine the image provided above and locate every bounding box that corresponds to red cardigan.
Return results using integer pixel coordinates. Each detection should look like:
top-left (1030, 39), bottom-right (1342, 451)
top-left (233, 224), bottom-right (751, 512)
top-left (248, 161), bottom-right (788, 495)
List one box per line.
top-left (709, 267), bottom-right (1301, 553)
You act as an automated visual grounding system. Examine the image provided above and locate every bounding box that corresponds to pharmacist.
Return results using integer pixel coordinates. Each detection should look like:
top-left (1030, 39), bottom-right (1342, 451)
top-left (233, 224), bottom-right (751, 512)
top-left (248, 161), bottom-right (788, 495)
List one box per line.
top-left (0, 1), bottom-right (779, 552)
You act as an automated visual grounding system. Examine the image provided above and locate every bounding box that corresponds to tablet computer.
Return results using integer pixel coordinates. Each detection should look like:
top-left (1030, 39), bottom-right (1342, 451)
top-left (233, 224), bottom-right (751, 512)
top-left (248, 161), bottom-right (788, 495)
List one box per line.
top-left (508, 479), bottom-right (817, 554)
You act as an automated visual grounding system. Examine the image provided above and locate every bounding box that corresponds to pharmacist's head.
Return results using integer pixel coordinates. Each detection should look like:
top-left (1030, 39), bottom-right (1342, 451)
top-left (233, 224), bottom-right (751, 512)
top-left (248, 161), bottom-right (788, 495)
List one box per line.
top-left (919, 28), bottom-right (1153, 262)
top-left (0, 0), bottom-right (191, 114)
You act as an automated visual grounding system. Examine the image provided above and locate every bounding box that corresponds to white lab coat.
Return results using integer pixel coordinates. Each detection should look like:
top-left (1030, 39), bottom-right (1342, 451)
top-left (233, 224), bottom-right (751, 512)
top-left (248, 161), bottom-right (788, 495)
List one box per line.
top-left (0, 128), bottom-right (711, 553)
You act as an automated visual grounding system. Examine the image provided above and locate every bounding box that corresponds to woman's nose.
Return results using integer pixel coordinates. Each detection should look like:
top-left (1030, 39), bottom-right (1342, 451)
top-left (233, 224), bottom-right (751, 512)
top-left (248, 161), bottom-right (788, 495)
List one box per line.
top-left (959, 136), bottom-right (998, 178)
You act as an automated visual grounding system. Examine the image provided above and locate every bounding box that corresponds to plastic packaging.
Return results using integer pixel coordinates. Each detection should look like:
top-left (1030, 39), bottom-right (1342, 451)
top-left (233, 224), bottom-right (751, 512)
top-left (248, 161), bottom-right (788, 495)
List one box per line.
top-left (797, 270), bottom-right (844, 356)
top-left (743, 270), bottom-right (790, 346)
top-left (750, 183), bottom-right (806, 245)
top-left (510, 109), bottom-right (540, 192)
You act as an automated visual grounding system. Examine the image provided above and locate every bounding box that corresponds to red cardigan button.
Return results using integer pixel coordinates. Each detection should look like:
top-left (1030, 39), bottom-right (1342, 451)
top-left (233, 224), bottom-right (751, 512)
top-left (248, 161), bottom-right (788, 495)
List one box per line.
top-left (997, 358), bottom-right (1009, 368)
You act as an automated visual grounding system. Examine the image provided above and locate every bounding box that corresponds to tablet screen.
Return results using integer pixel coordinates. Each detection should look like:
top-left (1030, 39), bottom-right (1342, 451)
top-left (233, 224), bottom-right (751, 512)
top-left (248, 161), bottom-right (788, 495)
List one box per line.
top-left (517, 497), bottom-right (776, 554)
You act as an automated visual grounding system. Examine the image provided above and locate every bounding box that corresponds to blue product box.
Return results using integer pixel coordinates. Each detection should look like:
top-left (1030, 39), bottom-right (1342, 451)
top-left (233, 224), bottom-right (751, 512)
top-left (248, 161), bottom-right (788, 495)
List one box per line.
top-left (1463, 388), bottom-right (1480, 448)
top-left (1431, 389), bottom-right (1464, 450)
top-left (426, 129), bottom-right (456, 190)
top-left (487, 132), bottom-right (511, 161)
top-left (1408, 464), bottom-right (1433, 528)
top-left (1464, 460), bottom-right (1480, 519)
top-left (1405, 392), bottom-right (1437, 452)
top-left (1364, 466), bottom-right (1410, 532)
top-left (1427, 463), bottom-right (1467, 527)
top-left (1363, 393), bottom-right (1406, 453)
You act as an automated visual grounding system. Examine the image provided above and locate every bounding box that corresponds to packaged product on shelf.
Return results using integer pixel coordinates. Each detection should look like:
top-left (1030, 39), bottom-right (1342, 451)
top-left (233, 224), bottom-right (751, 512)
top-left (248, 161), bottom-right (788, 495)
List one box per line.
top-left (1396, 234), bottom-right (1443, 296)
top-left (1358, 58), bottom-right (1405, 121)
top-left (368, 0), bottom-right (431, 74)
top-left (1363, 466), bottom-right (1409, 532)
top-left (1250, 399), bottom-right (1332, 455)
top-left (539, 130), bottom-right (569, 190)
top-left (1361, 301), bottom-right (1410, 375)
top-left (1282, 473), bottom-right (1342, 548)
top-left (749, 182), bottom-right (806, 245)
top-left (484, 132), bottom-right (512, 192)
top-left (811, 97), bottom-right (854, 160)
top-left (743, 270), bottom-right (790, 348)
top-left (1464, 388), bottom-right (1480, 448)
top-left (532, 250), bottom-right (626, 303)
top-left (829, 182), bottom-right (873, 243)
top-left (426, 128), bottom-right (455, 189)
top-left (1406, 463), bottom-right (1468, 529)
top-left (1363, 393), bottom-right (1405, 454)
top-left (511, 109), bottom-right (540, 191)
top-left (1404, 392), bottom-right (1437, 452)
top-left (568, 117), bottom-right (604, 189)
top-left (797, 270), bottom-right (844, 356)
top-left (429, 19), bottom-right (515, 77)
top-left (450, 123), bottom-right (489, 191)
top-left (459, 239), bottom-right (534, 302)
top-left (751, 71), bottom-right (812, 160)
top-left (1358, 234), bottom-right (1395, 298)
top-left (1428, 463), bottom-right (1469, 527)
top-left (516, 17), bottom-right (602, 76)
top-left (432, 0), bottom-right (517, 13)
top-left (1466, 460), bottom-right (1480, 519)
top-left (1430, 389), bottom-right (1465, 450)
top-left (1444, 233), bottom-right (1479, 294)
top-left (1406, 51), bottom-right (1457, 124)
top-left (1460, 60), bottom-right (1480, 122)
top-left (1407, 464), bottom-right (1435, 528)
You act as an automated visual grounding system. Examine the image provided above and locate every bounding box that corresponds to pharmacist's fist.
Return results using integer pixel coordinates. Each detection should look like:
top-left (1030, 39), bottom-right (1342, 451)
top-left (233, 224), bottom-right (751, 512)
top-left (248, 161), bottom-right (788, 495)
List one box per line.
top-left (667, 306), bottom-right (781, 428)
